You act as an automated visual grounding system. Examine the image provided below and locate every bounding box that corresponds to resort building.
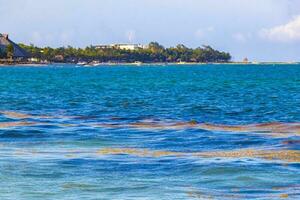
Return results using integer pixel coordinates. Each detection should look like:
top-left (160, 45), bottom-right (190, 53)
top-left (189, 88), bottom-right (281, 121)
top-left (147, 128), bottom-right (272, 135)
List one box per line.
top-left (95, 45), bottom-right (113, 50)
top-left (94, 44), bottom-right (148, 51)
top-left (243, 57), bottom-right (249, 63)
top-left (0, 33), bottom-right (29, 59)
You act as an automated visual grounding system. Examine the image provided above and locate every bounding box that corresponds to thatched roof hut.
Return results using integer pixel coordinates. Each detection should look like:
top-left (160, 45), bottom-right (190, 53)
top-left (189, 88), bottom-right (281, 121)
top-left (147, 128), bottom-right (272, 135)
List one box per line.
top-left (0, 33), bottom-right (29, 58)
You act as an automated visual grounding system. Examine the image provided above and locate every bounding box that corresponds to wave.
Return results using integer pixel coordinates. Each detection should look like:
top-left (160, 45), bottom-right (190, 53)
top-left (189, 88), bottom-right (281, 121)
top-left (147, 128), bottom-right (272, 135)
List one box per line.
top-left (0, 130), bottom-right (45, 138)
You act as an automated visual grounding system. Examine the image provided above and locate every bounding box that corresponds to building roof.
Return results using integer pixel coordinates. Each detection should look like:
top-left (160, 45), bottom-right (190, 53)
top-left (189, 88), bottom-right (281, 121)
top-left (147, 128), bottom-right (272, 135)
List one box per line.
top-left (0, 33), bottom-right (29, 58)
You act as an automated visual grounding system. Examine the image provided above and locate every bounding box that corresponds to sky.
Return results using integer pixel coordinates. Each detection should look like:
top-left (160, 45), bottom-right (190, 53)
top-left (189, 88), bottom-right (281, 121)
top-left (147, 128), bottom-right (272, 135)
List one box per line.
top-left (1, 0), bottom-right (300, 61)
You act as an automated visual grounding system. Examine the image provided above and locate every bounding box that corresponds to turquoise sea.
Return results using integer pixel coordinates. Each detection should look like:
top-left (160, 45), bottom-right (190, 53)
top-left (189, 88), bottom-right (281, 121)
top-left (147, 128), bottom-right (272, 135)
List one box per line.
top-left (0, 64), bottom-right (299, 200)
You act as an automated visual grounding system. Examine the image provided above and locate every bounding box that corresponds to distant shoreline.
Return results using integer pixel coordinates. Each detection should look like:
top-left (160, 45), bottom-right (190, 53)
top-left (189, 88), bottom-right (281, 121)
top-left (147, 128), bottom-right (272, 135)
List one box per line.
top-left (0, 61), bottom-right (299, 67)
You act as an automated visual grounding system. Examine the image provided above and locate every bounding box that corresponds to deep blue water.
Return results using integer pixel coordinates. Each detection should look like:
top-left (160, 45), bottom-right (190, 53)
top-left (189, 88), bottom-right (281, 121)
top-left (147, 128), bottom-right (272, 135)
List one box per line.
top-left (0, 64), bottom-right (299, 199)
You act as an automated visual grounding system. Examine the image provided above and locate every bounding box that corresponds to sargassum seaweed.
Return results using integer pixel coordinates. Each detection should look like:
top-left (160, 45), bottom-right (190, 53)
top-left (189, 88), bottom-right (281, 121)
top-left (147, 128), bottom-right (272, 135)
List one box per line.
top-left (97, 148), bottom-right (300, 163)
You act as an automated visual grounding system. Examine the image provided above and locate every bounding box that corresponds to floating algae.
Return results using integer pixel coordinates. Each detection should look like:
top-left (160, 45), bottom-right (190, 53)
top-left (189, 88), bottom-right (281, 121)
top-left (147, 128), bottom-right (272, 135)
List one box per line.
top-left (0, 111), bottom-right (33, 119)
top-left (200, 122), bottom-right (300, 137)
top-left (279, 194), bottom-right (289, 198)
top-left (0, 111), bottom-right (54, 120)
top-left (92, 120), bottom-right (300, 138)
top-left (186, 187), bottom-right (294, 200)
top-left (186, 188), bottom-right (244, 200)
top-left (187, 190), bottom-right (214, 200)
top-left (0, 121), bottom-right (37, 128)
top-left (0, 110), bottom-right (78, 120)
top-left (130, 121), bottom-right (199, 130)
top-left (97, 148), bottom-right (182, 157)
top-left (195, 149), bottom-right (300, 163)
top-left (92, 121), bottom-right (200, 131)
top-left (2, 111), bottom-right (299, 138)
top-left (6, 147), bottom-right (300, 163)
top-left (97, 148), bottom-right (300, 163)
top-left (62, 183), bottom-right (96, 190)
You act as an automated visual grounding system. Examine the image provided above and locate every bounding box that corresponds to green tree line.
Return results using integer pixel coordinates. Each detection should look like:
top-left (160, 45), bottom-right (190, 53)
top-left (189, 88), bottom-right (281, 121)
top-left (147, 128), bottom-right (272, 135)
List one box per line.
top-left (19, 42), bottom-right (231, 63)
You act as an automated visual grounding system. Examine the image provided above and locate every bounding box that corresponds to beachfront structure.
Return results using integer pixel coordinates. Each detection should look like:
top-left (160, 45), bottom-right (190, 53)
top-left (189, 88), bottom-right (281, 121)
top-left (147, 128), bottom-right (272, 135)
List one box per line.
top-left (95, 45), bottom-right (112, 50)
top-left (0, 33), bottom-right (29, 59)
top-left (243, 58), bottom-right (249, 63)
top-left (94, 44), bottom-right (148, 51)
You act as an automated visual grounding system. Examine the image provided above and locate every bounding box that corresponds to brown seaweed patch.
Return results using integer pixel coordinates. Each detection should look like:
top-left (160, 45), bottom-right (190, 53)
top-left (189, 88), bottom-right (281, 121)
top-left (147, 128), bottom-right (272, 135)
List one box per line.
top-left (97, 148), bottom-right (182, 157)
top-left (280, 194), bottom-right (289, 198)
top-left (187, 190), bottom-right (214, 199)
top-left (97, 148), bottom-right (300, 163)
top-left (0, 111), bottom-right (53, 119)
top-left (196, 149), bottom-right (300, 163)
top-left (92, 121), bottom-right (200, 130)
top-left (187, 188), bottom-right (244, 200)
top-left (0, 121), bottom-right (37, 128)
top-left (91, 121), bottom-right (300, 138)
top-left (0, 111), bottom-right (79, 120)
top-left (8, 147), bottom-right (300, 163)
top-left (0, 111), bottom-right (33, 119)
top-left (62, 183), bottom-right (95, 190)
top-left (200, 123), bottom-right (252, 132)
top-left (272, 185), bottom-right (300, 192)
top-left (199, 122), bottom-right (300, 137)
top-left (129, 121), bottom-right (199, 130)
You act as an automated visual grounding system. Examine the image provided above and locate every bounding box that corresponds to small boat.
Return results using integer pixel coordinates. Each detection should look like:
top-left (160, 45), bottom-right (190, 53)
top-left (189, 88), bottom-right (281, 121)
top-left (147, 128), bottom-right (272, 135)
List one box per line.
top-left (77, 61), bottom-right (87, 66)
top-left (133, 61), bottom-right (143, 66)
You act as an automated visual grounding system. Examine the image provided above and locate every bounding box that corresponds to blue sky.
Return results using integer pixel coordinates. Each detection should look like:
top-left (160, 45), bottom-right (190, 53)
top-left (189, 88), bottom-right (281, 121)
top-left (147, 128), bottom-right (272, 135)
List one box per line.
top-left (1, 0), bottom-right (300, 61)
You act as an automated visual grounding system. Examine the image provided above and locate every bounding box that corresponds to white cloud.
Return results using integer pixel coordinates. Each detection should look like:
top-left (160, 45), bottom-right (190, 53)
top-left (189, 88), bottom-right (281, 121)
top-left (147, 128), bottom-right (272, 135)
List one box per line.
top-left (259, 15), bottom-right (300, 42)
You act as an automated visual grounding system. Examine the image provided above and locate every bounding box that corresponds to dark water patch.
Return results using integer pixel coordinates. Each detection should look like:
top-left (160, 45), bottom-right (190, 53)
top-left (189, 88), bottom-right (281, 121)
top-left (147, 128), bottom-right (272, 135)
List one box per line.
top-left (282, 140), bottom-right (300, 146)
top-left (61, 182), bottom-right (98, 191)
top-left (73, 115), bottom-right (99, 120)
top-left (0, 130), bottom-right (46, 139)
top-left (232, 139), bottom-right (267, 146)
top-left (35, 124), bottom-right (66, 129)
top-left (22, 170), bottom-right (66, 179)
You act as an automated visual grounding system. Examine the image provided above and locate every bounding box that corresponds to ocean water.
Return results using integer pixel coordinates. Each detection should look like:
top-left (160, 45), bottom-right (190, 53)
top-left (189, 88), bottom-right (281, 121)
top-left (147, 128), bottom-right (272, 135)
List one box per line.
top-left (0, 64), bottom-right (299, 200)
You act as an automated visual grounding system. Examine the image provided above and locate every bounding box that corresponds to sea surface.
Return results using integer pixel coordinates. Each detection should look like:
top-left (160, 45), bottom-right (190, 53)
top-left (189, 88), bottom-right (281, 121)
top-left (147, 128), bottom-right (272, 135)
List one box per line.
top-left (0, 64), bottom-right (299, 200)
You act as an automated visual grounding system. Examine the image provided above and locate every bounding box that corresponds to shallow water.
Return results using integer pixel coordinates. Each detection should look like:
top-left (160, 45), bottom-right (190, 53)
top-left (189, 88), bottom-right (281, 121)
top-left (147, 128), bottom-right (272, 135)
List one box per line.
top-left (0, 64), bottom-right (300, 199)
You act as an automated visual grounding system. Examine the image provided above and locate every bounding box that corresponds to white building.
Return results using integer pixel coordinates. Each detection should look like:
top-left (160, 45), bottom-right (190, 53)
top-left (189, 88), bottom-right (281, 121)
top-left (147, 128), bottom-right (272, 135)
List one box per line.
top-left (94, 44), bottom-right (148, 51)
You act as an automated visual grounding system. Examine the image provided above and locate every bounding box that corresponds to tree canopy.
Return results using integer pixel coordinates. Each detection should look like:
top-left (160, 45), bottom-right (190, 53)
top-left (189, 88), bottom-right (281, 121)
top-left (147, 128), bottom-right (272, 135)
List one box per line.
top-left (19, 42), bottom-right (231, 63)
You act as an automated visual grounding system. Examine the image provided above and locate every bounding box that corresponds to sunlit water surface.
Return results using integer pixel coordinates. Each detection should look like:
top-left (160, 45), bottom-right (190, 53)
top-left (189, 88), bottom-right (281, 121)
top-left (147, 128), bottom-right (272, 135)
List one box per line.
top-left (0, 64), bottom-right (300, 200)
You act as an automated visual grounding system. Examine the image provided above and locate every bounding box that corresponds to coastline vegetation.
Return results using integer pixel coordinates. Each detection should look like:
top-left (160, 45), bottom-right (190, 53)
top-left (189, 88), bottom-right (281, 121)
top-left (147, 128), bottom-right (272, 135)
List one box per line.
top-left (18, 42), bottom-right (231, 63)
